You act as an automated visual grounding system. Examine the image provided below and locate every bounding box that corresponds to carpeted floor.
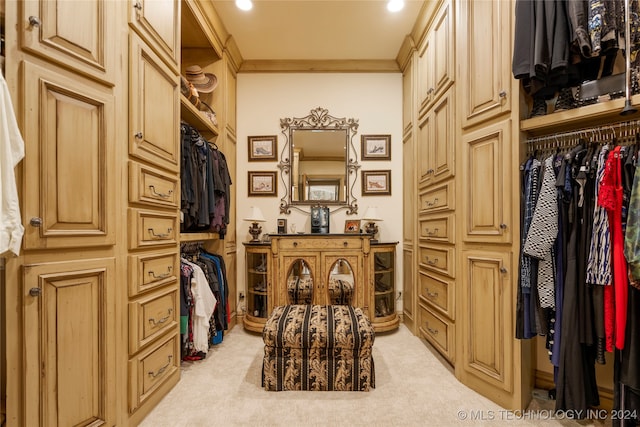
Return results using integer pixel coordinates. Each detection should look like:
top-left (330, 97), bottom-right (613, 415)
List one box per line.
top-left (139, 323), bottom-right (608, 427)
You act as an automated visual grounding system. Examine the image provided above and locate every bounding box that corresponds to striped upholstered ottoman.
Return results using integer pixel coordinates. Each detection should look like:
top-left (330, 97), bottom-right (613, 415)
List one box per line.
top-left (262, 304), bottom-right (375, 391)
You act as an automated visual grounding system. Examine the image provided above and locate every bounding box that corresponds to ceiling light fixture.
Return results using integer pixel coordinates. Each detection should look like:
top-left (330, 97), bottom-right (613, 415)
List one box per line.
top-left (236, 0), bottom-right (253, 11)
top-left (387, 0), bottom-right (404, 12)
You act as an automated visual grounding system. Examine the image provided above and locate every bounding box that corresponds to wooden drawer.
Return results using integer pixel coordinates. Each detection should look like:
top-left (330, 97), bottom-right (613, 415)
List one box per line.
top-left (129, 208), bottom-right (178, 249)
top-left (129, 161), bottom-right (179, 208)
top-left (419, 213), bottom-right (455, 243)
top-left (419, 180), bottom-right (454, 213)
top-left (276, 236), bottom-right (364, 251)
top-left (129, 332), bottom-right (180, 413)
top-left (128, 251), bottom-right (178, 296)
top-left (129, 287), bottom-right (178, 354)
top-left (418, 271), bottom-right (454, 319)
top-left (418, 244), bottom-right (454, 277)
top-left (419, 302), bottom-right (454, 362)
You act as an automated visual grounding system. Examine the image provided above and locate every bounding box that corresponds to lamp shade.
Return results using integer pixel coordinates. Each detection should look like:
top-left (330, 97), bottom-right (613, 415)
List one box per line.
top-left (243, 206), bottom-right (266, 222)
top-left (362, 206), bottom-right (382, 222)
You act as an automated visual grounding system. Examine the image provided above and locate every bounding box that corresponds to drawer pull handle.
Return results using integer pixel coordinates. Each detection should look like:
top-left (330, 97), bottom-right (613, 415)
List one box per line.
top-left (28, 16), bottom-right (41, 28)
top-left (149, 185), bottom-right (173, 199)
top-left (293, 241), bottom-right (298, 247)
top-left (148, 266), bottom-right (172, 279)
top-left (148, 227), bottom-right (172, 239)
top-left (149, 308), bottom-right (173, 327)
top-left (425, 198), bottom-right (439, 207)
top-left (426, 289), bottom-right (439, 299)
top-left (425, 227), bottom-right (439, 236)
top-left (148, 355), bottom-right (172, 379)
top-left (343, 241), bottom-right (348, 247)
top-left (425, 256), bottom-right (439, 266)
top-left (426, 323), bottom-right (439, 335)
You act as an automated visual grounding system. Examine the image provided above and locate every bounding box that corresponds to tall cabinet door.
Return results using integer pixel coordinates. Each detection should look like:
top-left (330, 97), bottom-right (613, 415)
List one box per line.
top-left (23, 258), bottom-right (116, 427)
top-left (459, 0), bottom-right (511, 129)
top-left (20, 0), bottom-right (116, 84)
top-left (459, 250), bottom-right (514, 404)
top-left (21, 61), bottom-right (116, 250)
top-left (461, 119), bottom-right (512, 244)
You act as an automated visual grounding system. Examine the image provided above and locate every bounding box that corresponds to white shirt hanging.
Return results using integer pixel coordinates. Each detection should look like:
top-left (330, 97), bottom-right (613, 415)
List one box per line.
top-left (0, 71), bottom-right (25, 256)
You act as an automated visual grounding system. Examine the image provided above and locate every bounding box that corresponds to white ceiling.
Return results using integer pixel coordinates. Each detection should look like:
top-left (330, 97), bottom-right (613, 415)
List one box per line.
top-left (211, 1), bottom-right (425, 61)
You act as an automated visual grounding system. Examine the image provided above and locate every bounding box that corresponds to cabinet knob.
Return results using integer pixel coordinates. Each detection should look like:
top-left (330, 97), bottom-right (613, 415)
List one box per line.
top-left (135, 131), bottom-right (143, 139)
top-left (343, 241), bottom-right (348, 247)
top-left (29, 287), bottom-right (42, 297)
top-left (30, 217), bottom-right (43, 227)
top-left (133, 1), bottom-right (142, 11)
top-left (499, 90), bottom-right (507, 98)
top-left (293, 241), bottom-right (298, 247)
top-left (28, 16), bottom-right (41, 28)
top-left (425, 198), bottom-right (439, 207)
top-left (500, 266), bottom-right (508, 274)
top-left (499, 223), bottom-right (507, 230)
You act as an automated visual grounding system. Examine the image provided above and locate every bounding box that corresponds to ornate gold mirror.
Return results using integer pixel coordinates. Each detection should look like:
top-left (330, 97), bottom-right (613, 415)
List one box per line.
top-left (278, 107), bottom-right (360, 214)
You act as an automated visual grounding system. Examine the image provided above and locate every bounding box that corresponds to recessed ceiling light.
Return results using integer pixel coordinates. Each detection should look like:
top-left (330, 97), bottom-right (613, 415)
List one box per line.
top-left (387, 0), bottom-right (404, 12)
top-left (236, 0), bottom-right (253, 11)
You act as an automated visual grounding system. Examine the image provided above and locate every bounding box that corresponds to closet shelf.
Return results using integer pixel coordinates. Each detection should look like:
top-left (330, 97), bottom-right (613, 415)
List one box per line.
top-left (520, 94), bottom-right (640, 136)
top-left (181, 0), bottom-right (222, 66)
top-left (180, 232), bottom-right (219, 242)
top-left (180, 94), bottom-right (219, 139)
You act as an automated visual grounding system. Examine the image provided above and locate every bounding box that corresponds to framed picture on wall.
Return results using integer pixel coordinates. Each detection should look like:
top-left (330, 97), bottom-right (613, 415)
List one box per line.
top-left (361, 135), bottom-right (391, 160)
top-left (248, 135), bottom-right (278, 161)
top-left (248, 171), bottom-right (278, 196)
top-left (361, 170), bottom-right (391, 195)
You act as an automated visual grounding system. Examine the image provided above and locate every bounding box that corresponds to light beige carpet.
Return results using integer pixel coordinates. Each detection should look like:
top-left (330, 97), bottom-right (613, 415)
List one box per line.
top-left (139, 323), bottom-right (606, 427)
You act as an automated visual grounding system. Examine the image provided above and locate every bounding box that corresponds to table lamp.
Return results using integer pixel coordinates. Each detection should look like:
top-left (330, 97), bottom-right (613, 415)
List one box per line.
top-left (362, 206), bottom-right (382, 241)
top-left (243, 206), bottom-right (266, 242)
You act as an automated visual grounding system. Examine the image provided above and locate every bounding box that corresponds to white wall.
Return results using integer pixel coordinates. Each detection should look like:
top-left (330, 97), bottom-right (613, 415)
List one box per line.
top-left (236, 73), bottom-right (404, 312)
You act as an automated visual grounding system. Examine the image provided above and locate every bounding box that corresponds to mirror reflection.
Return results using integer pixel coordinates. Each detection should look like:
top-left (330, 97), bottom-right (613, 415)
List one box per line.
top-left (328, 259), bottom-right (354, 305)
top-left (287, 259), bottom-right (313, 304)
top-left (291, 129), bottom-right (347, 203)
top-left (278, 107), bottom-right (360, 214)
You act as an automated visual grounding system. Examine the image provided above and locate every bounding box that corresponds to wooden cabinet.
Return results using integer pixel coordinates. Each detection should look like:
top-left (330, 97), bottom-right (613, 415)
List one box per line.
top-left (243, 235), bottom-right (399, 333)
top-left (243, 243), bottom-right (272, 332)
top-left (20, 0), bottom-right (116, 84)
top-left (129, 31), bottom-right (180, 173)
top-left (371, 242), bottom-right (400, 332)
top-left (458, 0), bottom-right (511, 129)
top-left (21, 60), bottom-right (116, 250)
top-left (23, 258), bottom-right (116, 427)
top-left (461, 119), bottom-right (513, 244)
top-left (417, 0), bottom-right (453, 116)
top-left (127, 0), bottom-right (180, 72)
top-left (458, 250), bottom-right (515, 402)
top-left (126, 1), bottom-right (181, 423)
top-left (418, 89), bottom-right (455, 187)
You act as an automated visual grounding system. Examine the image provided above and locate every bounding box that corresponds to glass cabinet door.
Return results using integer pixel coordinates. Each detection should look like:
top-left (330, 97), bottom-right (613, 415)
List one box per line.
top-left (328, 259), bottom-right (355, 305)
top-left (374, 250), bottom-right (395, 318)
top-left (286, 259), bottom-right (313, 304)
top-left (247, 250), bottom-right (268, 318)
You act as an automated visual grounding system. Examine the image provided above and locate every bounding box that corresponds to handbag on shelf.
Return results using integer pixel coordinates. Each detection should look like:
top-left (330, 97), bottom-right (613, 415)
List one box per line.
top-left (576, 73), bottom-right (625, 106)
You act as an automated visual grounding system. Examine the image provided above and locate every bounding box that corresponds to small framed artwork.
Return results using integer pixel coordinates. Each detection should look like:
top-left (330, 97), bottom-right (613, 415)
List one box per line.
top-left (248, 135), bottom-right (278, 161)
top-left (362, 170), bottom-right (391, 196)
top-left (344, 219), bottom-right (361, 234)
top-left (248, 171), bottom-right (278, 196)
top-left (361, 135), bottom-right (391, 160)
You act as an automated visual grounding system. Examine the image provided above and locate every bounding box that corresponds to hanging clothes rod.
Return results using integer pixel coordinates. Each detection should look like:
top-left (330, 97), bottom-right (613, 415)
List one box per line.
top-left (526, 119), bottom-right (640, 155)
